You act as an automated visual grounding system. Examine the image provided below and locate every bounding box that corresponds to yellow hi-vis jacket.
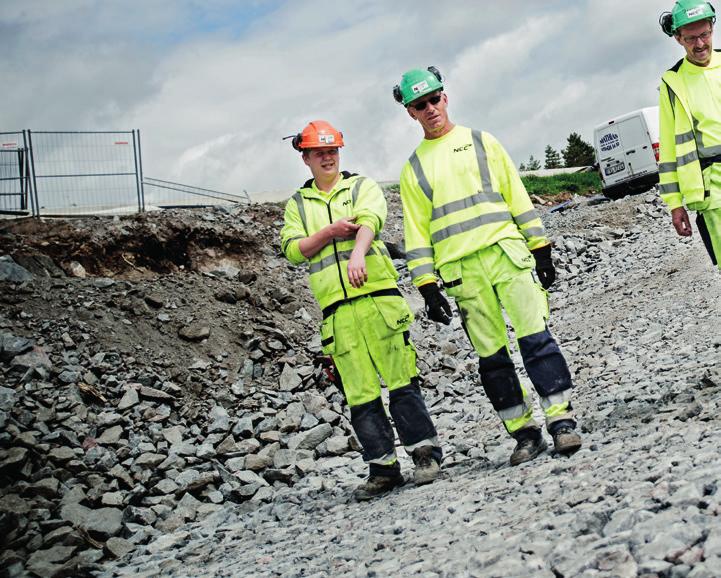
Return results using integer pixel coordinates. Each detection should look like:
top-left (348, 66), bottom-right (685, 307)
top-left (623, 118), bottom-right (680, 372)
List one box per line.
top-left (400, 126), bottom-right (549, 287)
top-left (280, 171), bottom-right (398, 311)
top-left (659, 50), bottom-right (721, 212)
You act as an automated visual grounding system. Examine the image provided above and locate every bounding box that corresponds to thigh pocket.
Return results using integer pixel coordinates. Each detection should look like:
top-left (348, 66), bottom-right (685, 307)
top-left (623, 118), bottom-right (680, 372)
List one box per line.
top-left (438, 260), bottom-right (467, 299)
top-left (319, 313), bottom-right (352, 356)
top-left (371, 295), bottom-right (414, 340)
top-left (498, 238), bottom-right (535, 271)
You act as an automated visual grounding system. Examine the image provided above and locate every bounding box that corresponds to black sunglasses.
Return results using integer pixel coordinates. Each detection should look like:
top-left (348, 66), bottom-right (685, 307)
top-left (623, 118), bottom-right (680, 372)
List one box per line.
top-left (409, 93), bottom-right (442, 111)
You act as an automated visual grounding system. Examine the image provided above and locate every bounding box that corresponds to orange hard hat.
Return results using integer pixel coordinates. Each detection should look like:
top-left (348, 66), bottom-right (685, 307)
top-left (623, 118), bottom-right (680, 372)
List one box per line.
top-left (290, 120), bottom-right (344, 151)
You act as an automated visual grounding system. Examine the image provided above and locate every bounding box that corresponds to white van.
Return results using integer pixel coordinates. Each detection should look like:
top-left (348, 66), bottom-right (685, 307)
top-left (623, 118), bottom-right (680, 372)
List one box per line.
top-left (593, 107), bottom-right (660, 200)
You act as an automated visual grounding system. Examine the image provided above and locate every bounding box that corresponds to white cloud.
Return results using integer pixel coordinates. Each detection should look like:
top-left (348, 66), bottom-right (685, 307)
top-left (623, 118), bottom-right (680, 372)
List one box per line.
top-left (2, 0), bottom-right (693, 200)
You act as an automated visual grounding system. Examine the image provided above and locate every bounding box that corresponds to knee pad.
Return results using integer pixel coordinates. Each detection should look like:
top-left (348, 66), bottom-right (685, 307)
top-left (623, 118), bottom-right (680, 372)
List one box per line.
top-left (518, 329), bottom-right (572, 396)
top-left (350, 396), bottom-right (395, 462)
top-left (388, 380), bottom-right (437, 446)
top-left (478, 347), bottom-right (524, 411)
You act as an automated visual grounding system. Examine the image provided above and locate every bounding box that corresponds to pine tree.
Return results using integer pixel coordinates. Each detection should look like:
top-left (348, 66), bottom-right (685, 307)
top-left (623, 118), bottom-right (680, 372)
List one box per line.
top-left (562, 132), bottom-right (596, 167)
top-left (524, 155), bottom-right (541, 171)
top-left (544, 145), bottom-right (562, 169)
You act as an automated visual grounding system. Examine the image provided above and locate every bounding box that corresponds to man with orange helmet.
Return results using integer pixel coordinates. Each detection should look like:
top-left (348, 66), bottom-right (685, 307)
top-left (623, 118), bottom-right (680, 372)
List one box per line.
top-left (280, 120), bottom-right (442, 500)
top-left (658, 1), bottom-right (721, 269)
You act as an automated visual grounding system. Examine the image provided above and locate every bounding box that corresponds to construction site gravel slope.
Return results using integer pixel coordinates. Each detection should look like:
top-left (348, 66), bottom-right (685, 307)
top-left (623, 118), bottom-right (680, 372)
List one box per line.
top-left (2, 189), bottom-right (720, 578)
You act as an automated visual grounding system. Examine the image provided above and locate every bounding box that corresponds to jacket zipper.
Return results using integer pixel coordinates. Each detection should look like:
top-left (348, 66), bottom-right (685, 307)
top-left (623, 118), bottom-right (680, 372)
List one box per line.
top-left (325, 201), bottom-right (348, 301)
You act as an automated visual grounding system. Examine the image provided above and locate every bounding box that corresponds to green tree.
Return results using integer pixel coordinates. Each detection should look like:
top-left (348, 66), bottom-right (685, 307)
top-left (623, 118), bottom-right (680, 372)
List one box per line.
top-left (544, 145), bottom-right (562, 169)
top-left (562, 132), bottom-right (596, 167)
top-left (523, 155), bottom-right (541, 171)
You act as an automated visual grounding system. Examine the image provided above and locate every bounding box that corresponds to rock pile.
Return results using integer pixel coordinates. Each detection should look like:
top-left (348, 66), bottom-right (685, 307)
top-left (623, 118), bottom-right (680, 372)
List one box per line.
top-left (3, 189), bottom-right (721, 578)
top-left (96, 190), bottom-right (720, 578)
top-left (0, 205), bottom-right (366, 576)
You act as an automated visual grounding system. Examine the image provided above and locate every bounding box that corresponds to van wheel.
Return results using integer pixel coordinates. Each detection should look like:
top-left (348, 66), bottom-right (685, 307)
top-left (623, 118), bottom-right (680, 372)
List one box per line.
top-left (602, 184), bottom-right (630, 200)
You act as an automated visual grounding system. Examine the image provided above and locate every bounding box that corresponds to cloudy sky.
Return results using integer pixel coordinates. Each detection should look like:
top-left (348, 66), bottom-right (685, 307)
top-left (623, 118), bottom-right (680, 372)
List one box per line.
top-left (3, 0), bottom-right (686, 201)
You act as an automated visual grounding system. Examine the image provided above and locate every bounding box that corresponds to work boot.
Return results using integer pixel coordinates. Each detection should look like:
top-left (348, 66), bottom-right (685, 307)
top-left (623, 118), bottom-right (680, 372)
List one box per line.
top-left (552, 424), bottom-right (582, 455)
top-left (509, 428), bottom-right (547, 466)
top-left (353, 472), bottom-right (405, 501)
top-left (411, 446), bottom-right (440, 485)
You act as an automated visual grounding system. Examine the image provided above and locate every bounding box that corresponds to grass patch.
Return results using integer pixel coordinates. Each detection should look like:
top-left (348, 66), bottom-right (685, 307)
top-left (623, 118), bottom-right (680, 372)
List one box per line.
top-left (521, 172), bottom-right (601, 198)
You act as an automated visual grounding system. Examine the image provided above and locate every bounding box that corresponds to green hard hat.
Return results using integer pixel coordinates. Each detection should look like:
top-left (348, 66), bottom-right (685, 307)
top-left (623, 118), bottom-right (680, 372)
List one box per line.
top-left (393, 67), bottom-right (443, 106)
top-left (660, 0), bottom-right (716, 36)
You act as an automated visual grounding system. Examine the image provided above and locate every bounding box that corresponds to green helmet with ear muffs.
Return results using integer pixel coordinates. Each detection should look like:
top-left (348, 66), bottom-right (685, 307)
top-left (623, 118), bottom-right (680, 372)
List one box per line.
top-left (660, 0), bottom-right (716, 36)
top-left (393, 67), bottom-right (443, 106)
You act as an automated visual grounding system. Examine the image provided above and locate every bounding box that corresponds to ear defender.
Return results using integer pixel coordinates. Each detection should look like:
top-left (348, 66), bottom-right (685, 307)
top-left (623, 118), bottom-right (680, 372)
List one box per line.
top-left (427, 66), bottom-right (442, 82)
top-left (393, 85), bottom-right (403, 104)
top-left (292, 133), bottom-right (302, 152)
top-left (660, 12), bottom-right (674, 35)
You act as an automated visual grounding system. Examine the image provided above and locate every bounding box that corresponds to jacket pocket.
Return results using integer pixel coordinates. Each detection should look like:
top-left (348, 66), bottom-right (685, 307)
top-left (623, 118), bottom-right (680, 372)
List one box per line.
top-left (498, 238), bottom-right (535, 271)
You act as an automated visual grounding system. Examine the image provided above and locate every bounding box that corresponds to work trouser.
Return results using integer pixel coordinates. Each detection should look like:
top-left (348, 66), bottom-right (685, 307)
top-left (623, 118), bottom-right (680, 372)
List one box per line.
top-left (320, 292), bottom-right (441, 468)
top-left (697, 208), bottom-right (721, 269)
top-left (441, 239), bottom-right (574, 435)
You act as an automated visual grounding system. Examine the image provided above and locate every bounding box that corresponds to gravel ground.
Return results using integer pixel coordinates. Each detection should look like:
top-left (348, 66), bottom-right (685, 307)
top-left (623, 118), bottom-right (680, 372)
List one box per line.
top-left (97, 191), bottom-right (721, 578)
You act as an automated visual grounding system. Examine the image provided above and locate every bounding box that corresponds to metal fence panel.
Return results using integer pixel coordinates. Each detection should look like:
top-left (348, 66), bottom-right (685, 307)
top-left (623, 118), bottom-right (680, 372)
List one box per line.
top-left (143, 177), bottom-right (251, 208)
top-left (28, 130), bottom-right (142, 216)
top-left (0, 132), bottom-right (31, 215)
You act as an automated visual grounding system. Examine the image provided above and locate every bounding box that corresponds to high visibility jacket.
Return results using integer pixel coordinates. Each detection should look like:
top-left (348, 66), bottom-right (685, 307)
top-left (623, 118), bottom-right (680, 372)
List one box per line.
top-left (400, 126), bottom-right (549, 287)
top-left (280, 171), bottom-right (398, 310)
top-left (659, 50), bottom-right (721, 212)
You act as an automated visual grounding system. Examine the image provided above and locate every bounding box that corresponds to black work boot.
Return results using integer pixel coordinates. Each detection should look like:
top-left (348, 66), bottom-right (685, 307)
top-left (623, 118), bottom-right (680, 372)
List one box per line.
top-left (353, 464), bottom-right (405, 501)
top-left (550, 421), bottom-right (582, 455)
top-left (411, 446), bottom-right (441, 485)
top-left (509, 428), bottom-right (547, 466)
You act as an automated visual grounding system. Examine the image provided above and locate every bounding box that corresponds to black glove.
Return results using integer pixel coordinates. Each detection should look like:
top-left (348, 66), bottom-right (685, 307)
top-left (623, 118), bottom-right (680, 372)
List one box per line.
top-left (532, 244), bottom-right (556, 289)
top-left (418, 283), bottom-right (452, 325)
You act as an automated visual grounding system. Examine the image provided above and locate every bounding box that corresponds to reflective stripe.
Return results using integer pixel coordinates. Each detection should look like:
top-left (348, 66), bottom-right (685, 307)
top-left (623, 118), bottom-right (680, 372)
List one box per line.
top-left (431, 211), bottom-right (512, 243)
top-left (351, 177), bottom-right (366, 206)
top-left (540, 390), bottom-right (572, 411)
top-left (376, 245), bottom-right (391, 258)
top-left (521, 226), bottom-right (546, 239)
top-left (406, 247), bottom-right (434, 261)
top-left (677, 150), bottom-right (699, 166)
top-left (659, 162), bottom-right (677, 173)
top-left (431, 191), bottom-right (504, 220)
top-left (404, 437), bottom-right (440, 453)
top-left (659, 182), bottom-right (680, 194)
top-left (691, 117), bottom-right (721, 159)
top-left (410, 263), bottom-right (435, 280)
top-left (282, 235), bottom-right (303, 253)
top-left (498, 401), bottom-right (532, 421)
top-left (472, 130), bottom-right (493, 193)
top-left (676, 131), bottom-right (695, 145)
top-left (699, 144), bottom-right (721, 159)
top-left (309, 250), bottom-right (353, 274)
top-left (409, 152), bottom-right (434, 202)
top-left (514, 209), bottom-right (540, 225)
top-left (310, 246), bottom-right (388, 275)
top-left (292, 192), bottom-right (308, 235)
top-left (367, 451), bottom-right (397, 466)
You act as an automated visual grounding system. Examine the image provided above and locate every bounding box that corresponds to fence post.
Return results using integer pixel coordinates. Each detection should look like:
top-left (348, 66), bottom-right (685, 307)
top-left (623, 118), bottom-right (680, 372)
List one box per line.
top-left (26, 130), bottom-right (40, 218)
top-left (22, 131), bottom-right (32, 213)
top-left (132, 130), bottom-right (143, 213)
top-left (136, 129), bottom-right (145, 212)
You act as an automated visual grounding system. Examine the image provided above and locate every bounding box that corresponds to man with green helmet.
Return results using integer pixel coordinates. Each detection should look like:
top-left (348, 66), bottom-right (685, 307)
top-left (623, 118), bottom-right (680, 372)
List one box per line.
top-left (393, 67), bottom-right (582, 466)
top-left (280, 120), bottom-right (442, 500)
top-left (658, 0), bottom-right (721, 269)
